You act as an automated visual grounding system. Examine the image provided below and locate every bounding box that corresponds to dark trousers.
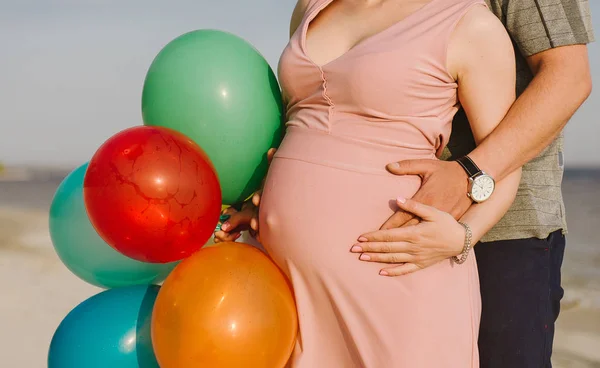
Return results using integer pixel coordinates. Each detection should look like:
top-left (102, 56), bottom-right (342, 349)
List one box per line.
top-left (475, 230), bottom-right (566, 368)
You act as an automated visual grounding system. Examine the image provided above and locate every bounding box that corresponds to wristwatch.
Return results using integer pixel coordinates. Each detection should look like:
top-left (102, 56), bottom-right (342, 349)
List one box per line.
top-left (455, 156), bottom-right (495, 203)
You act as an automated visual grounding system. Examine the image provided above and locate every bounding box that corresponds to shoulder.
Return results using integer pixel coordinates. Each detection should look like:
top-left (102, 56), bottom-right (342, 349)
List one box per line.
top-left (454, 5), bottom-right (508, 48)
top-left (448, 5), bottom-right (514, 80)
top-left (295, 0), bottom-right (311, 12)
top-left (290, 0), bottom-right (312, 37)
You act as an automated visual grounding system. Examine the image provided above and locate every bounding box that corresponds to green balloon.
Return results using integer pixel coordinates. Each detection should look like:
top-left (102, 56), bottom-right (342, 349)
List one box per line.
top-left (142, 29), bottom-right (284, 204)
top-left (49, 163), bottom-right (177, 289)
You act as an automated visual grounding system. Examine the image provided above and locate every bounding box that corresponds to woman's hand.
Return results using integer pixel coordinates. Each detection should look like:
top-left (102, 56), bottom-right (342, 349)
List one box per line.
top-left (350, 197), bottom-right (466, 276)
top-left (214, 148), bottom-right (276, 243)
top-left (213, 202), bottom-right (256, 243)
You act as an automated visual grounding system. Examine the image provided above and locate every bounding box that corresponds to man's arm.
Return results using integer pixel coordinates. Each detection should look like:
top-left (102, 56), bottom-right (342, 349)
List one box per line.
top-left (381, 0), bottom-right (594, 229)
top-left (354, 6), bottom-right (520, 276)
top-left (471, 0), bottom-right (594, 179)
top-left (469, 45), bottom-right (591, 181)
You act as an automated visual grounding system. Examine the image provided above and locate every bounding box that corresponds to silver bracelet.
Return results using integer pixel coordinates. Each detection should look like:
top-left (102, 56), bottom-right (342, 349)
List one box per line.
top-left (451, 222), bottom-right (472, 265)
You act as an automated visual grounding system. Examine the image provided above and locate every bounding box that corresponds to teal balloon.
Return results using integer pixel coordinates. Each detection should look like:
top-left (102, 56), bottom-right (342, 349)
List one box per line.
top-left (49, 163), bottom-right (177, 288)
top-left (48, 285), bottom-right (160, 368)
top-left (142, 29), bottom-right (284, 204)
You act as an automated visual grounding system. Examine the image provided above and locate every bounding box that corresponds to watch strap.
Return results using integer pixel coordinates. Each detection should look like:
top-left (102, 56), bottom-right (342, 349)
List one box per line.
top-left (456, 156), bottom-right (481, 178)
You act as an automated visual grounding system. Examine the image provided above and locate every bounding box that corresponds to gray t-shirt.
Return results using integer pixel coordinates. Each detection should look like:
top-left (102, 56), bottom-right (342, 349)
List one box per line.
top-left (444, 0), bottom-right (595, 242)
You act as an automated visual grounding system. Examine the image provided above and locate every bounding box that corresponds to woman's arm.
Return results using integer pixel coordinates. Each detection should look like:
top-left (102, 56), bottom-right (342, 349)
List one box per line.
top-left (353, 6), bottom-right (521, 275)
top-left (214, 0), bottom-right (310, 243)
top-left (447, 5), bottom-right (520, 244)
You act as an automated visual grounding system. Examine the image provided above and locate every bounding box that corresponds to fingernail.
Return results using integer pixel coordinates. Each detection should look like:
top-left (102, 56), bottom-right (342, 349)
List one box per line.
top-left (220, 214), bottom-right (231, 222)
top-left (397, 196), bottom-right (406, 204)
top-left (359, 254), bottom-right (371, 261)
top-left (357, 236), bottom-right (367, 242)
top-left (351, 245), bottom-right (363, 252)
top-left (379, 270), bottom-right (389, 276)
top-left (388, 162), bottom-right (399, 169)
top-left (221, 222), bottom-right (230, 231)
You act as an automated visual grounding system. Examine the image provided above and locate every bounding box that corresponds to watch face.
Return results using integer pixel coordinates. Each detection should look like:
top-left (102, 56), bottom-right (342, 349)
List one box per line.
top-left (471, 175), bottom-right (495, 202)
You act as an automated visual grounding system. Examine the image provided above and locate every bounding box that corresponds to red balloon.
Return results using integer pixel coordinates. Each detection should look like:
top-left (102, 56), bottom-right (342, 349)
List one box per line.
top-left (84, 126), bottom-right (221, 263)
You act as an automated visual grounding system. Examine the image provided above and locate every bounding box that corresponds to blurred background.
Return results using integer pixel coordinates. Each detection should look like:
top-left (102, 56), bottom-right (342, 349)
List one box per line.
top-left (0, 1), bottom-right (598, 367)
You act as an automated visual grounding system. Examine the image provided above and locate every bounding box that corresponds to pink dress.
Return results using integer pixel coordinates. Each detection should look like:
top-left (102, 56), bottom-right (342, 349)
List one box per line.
top-left (260, 0), bottom-right (484, 366)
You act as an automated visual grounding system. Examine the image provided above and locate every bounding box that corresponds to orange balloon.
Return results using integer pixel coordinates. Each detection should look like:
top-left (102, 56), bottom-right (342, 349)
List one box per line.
top-left (151, 242), bottom-right (298, 368)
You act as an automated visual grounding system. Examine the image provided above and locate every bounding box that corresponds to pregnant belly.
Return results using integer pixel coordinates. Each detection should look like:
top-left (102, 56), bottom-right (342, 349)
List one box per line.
top-left (258, 156), bottom-right (480, 368)
top-left (258, 157), bottom-right (422, 270)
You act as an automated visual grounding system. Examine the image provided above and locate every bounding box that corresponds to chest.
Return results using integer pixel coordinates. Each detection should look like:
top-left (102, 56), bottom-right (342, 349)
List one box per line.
top-left (277, 0), bottom-right (462, 118)
top-left (305, 0), bottom-right (435, 67)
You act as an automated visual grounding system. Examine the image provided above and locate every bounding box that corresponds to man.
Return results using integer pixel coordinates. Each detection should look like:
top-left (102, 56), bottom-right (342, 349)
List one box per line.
top-left (367, 0), bottom-right (594, 366)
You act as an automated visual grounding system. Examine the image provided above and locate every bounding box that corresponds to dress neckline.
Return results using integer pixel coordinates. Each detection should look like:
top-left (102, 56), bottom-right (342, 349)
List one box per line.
top-left (300, 0), bottom-right (442, 69)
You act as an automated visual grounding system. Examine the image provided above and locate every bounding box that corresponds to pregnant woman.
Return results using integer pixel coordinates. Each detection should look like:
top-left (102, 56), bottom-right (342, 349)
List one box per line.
top-left (217, 0), bottom-right (521, 366)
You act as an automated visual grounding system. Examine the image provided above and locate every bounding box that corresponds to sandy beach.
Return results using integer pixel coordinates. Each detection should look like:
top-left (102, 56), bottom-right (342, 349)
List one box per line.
top-left (1, 170), bottom-right (599, 367)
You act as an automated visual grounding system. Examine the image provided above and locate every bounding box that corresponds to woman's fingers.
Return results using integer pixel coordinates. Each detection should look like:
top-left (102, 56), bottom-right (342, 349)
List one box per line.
top-left (221, 206), bottom-right (238, 216)
top-left (250, 217), bottom-right (259, 231)
top-left (220, 207), bottom-right (253, 232)
top-left (248, 210), bottom-right (261, 240)
top-left (395, 197), bottom-right (441, 221)
top-left (252, 190), bottom-right (262, 207)
top-left (215, 202), bottom-right (262, 243)
top-left (267, 148), bottom-right (277, 163)
top-left (224, 148), bottom-right (275, 242)
top-left (379, 263), bottom-right (422, 277)
top-left (351, 240), bottom-right (413, 254)
top-left (358, 227), bottom-right (419, 244)
top-left (357, 252), bottom-right (414, 264)
top-left (351, 241), bottom-right (415, 263)
top-left (213, 230), bottom-right (241, 243)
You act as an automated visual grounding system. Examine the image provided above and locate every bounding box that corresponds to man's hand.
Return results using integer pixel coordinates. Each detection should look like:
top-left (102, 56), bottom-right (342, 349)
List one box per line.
top-left (380, 159), bottom-right (473, 229)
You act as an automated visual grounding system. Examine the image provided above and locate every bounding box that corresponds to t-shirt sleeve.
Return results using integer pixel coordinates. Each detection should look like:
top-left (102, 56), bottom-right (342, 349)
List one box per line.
top-left (504, 0), bottom-right (595, 57)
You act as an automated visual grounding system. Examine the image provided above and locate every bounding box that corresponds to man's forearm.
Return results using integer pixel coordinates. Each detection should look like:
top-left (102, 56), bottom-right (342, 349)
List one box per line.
top-left (460, 168), bottom-right (522, 244)
top-left (469, 48), bottom-right (592, 181)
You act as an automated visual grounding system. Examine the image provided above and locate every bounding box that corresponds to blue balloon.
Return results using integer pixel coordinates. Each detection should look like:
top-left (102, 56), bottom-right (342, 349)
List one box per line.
top-left (48, 285), bottom-right (160, 368)
top-left (49, 163), bottom-right (177, 288)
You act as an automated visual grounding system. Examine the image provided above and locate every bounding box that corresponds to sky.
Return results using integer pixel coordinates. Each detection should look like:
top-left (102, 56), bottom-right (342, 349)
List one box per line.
top-left (0, 0), bottom-right (598, 168)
